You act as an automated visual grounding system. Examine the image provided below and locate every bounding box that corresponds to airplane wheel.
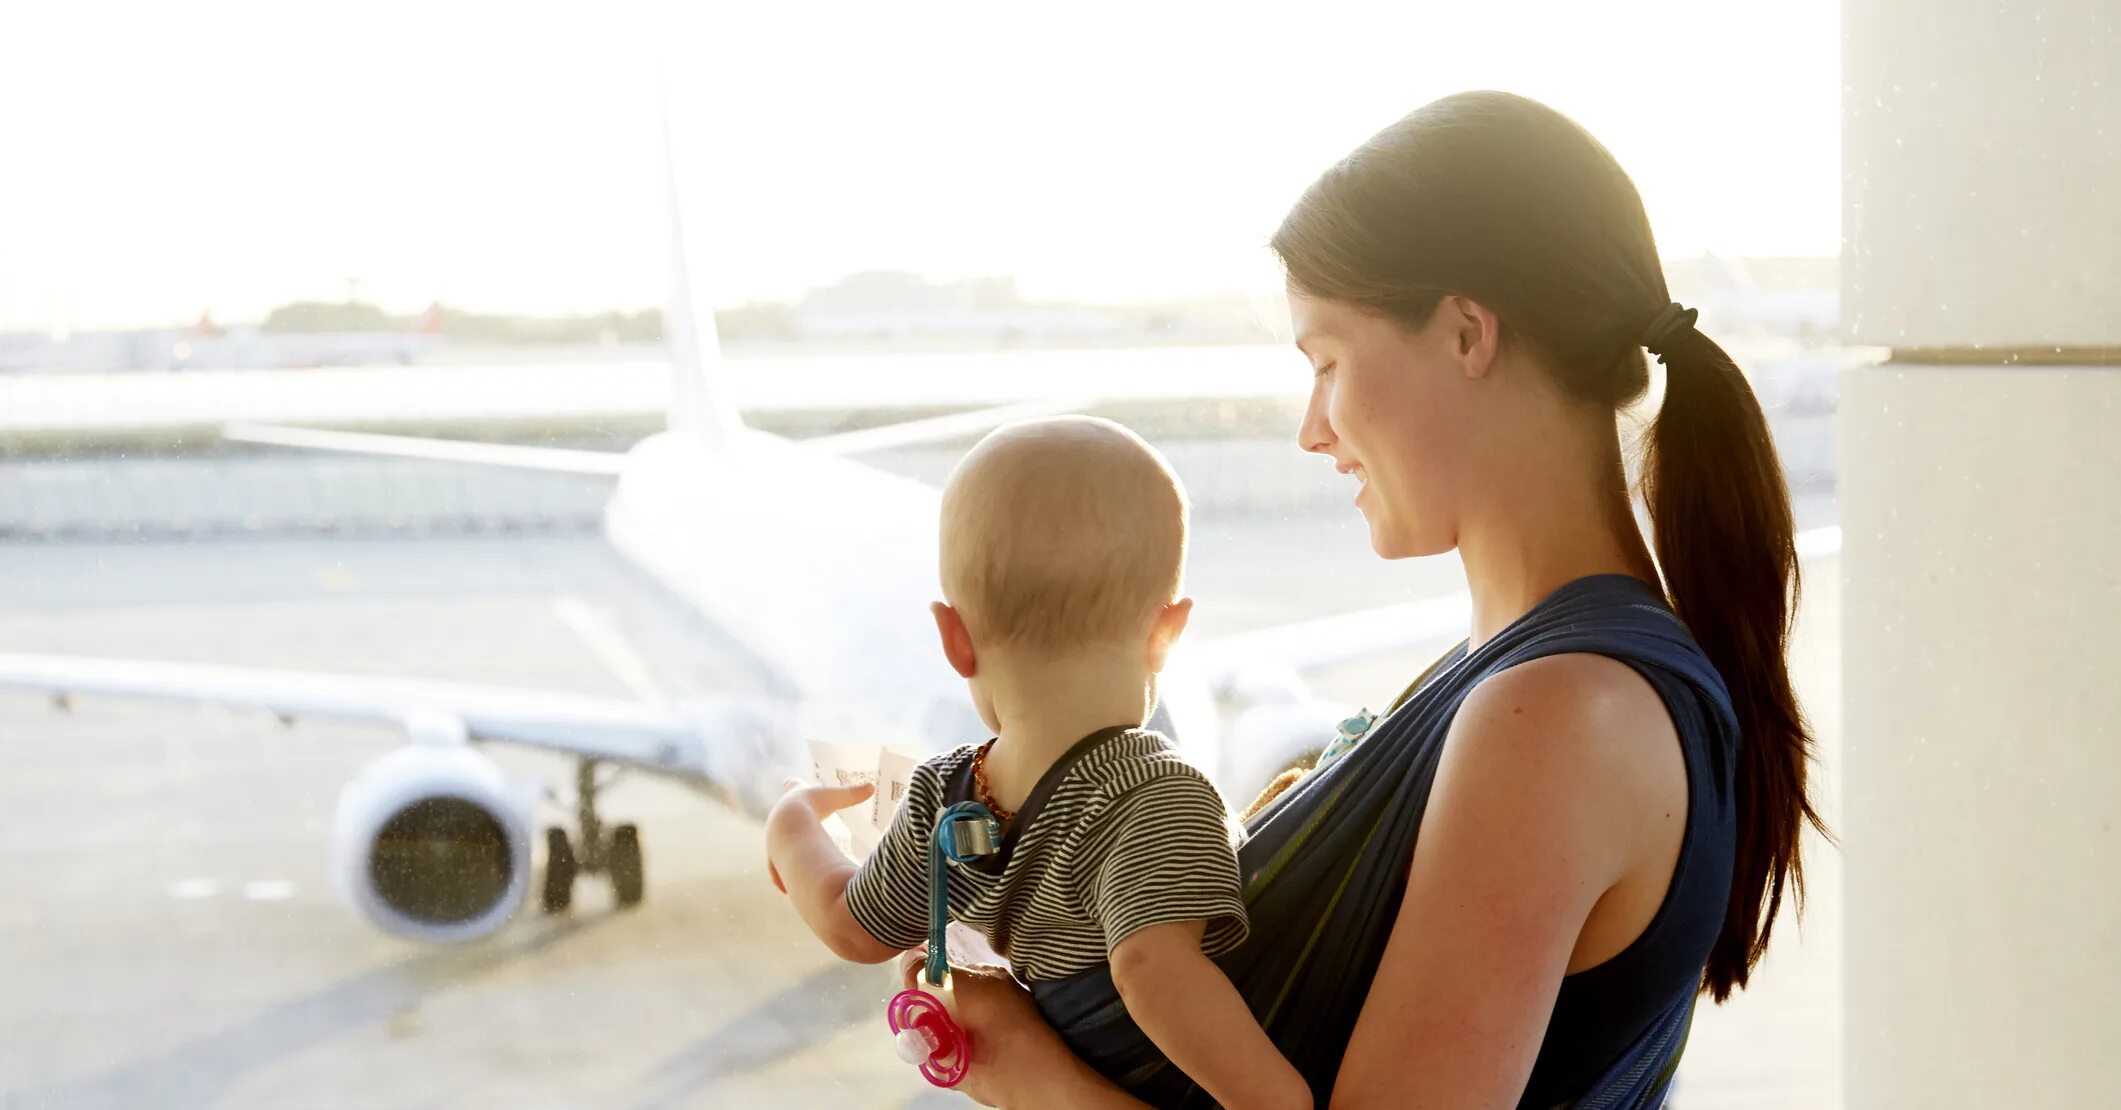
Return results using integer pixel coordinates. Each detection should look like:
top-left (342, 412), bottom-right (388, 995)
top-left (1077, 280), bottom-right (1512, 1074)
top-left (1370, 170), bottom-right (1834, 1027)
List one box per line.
top-left (610, 824), bottom-right (645, 908)
top-left (542, 826), bottom-right (577, 913)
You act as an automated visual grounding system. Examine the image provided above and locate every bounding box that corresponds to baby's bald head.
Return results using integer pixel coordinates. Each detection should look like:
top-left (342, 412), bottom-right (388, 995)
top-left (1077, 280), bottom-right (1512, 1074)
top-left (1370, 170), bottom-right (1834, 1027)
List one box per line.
top-left (940, 416), bottom-right (1187, 653)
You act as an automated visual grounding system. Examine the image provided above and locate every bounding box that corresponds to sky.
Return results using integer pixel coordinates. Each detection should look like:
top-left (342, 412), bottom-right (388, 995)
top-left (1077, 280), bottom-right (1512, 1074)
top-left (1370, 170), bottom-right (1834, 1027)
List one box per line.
top-left (0, 0), bottom-right (1840, 331)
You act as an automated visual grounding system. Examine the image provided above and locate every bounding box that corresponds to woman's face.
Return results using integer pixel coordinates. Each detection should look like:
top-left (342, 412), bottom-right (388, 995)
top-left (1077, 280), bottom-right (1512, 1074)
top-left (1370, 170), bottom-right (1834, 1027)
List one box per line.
top-left (1290, 291), bottom-right (1486, 560)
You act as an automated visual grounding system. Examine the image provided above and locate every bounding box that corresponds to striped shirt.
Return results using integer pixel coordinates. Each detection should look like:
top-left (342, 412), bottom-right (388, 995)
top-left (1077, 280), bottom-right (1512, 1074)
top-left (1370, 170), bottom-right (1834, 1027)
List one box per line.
top-left (844, 726), bottom-right (1249, 983)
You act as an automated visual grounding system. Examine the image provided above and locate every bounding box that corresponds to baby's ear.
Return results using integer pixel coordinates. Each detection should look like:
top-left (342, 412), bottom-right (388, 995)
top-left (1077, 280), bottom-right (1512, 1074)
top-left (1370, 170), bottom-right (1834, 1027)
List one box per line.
top-left (1145, 597), bottom-right (1194, 673)
top-left (931, 601), bottom-right (979, 678)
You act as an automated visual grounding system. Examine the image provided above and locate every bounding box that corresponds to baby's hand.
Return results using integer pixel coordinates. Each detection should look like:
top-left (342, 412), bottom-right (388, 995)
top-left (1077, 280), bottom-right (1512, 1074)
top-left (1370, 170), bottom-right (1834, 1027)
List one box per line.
top-left (775, 777), bottom-right (876, 820)
top-left (764, 778), bottom-right (875, 895)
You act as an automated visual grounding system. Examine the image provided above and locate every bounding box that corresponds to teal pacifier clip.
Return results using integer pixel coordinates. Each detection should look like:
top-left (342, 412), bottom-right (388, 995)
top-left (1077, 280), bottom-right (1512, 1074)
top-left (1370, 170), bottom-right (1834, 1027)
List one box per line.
top-left (925, 801), bottom-right (1002, 987)
top-left (1312, 708), bottom-right (1380, 773)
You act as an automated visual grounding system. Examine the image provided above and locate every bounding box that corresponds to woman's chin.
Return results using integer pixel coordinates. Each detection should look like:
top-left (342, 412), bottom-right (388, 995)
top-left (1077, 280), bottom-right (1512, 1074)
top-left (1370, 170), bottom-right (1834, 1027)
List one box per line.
top-left (1360, 513), bottom-right (1440, 561)
top-left (1361, 517), bottom-right (1414, 560)
top-left (1368, 536), bottom-right (1420, 560)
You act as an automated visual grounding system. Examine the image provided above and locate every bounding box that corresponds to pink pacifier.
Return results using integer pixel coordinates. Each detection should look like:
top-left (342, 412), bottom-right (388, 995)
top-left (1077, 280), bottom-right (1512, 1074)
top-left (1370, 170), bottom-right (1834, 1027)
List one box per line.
top-left (888, 801), bottom-right (1002, 1088)
top-left (887, 983), bottom-right (973, 1087)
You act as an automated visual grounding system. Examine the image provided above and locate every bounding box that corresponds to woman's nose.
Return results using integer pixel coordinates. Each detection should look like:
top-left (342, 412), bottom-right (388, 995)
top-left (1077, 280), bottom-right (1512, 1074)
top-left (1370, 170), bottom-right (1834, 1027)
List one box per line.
top-left (1299, 387), bottom-right (1335, 455)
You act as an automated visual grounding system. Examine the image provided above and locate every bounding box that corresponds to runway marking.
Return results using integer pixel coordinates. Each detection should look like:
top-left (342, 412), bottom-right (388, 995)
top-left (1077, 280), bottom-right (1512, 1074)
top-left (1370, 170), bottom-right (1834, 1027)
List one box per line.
top-left (241, 880), bottom-right (298, 902)
top-left (551, 594), bottom-right (668, 703)
top-left (168, 878), bottom-right (219, 900)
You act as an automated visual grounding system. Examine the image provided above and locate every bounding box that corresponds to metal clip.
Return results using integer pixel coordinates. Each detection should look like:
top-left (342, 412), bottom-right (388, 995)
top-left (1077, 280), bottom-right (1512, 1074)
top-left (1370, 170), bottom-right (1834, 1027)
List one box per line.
top-left (940, 810), bottom-right (1001, 860)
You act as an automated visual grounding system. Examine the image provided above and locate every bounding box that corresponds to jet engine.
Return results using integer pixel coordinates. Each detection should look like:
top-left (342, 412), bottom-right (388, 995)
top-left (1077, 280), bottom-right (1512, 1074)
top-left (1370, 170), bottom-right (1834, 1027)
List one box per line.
top-left (332, 743), bottom-right (537, 943)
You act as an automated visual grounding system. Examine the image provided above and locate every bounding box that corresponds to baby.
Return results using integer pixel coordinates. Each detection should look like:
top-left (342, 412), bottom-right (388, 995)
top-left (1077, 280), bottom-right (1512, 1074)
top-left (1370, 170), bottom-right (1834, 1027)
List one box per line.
top-left (764, 415), bottom-right (1309, 1109)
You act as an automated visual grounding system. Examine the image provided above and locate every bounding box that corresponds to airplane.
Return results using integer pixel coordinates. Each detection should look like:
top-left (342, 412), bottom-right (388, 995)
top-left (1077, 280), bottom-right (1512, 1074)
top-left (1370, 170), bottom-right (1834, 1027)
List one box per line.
top-left (0, 107), bottom-right (1468, 948)
top-left (0, 106), bottom-right (1846, 950)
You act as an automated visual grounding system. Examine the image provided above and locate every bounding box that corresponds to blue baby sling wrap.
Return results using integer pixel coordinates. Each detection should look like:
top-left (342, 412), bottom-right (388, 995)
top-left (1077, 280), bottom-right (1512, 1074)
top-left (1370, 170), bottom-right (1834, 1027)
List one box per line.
top-left (1029, 573), bottom-right (1738, 1108)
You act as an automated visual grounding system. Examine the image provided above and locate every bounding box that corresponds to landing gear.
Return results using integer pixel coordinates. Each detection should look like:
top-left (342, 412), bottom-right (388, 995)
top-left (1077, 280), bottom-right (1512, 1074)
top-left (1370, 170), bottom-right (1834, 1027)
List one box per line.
top-left (542, 826), bottom-right (577, 913)
top-left (541, 758), bottom-right (646, 914)
top-left (610, 824), bottom-right (644, 908)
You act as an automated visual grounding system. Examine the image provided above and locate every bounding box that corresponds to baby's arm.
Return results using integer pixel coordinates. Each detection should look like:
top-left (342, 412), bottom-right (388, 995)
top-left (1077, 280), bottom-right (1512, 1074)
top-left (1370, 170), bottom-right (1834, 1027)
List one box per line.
top-left (1112, 921), bottom-right (1311, 1110)
top-left (764, 782), bottom-right (900, 963)
top-left (1087, 766), bottom-right (1310, 1110)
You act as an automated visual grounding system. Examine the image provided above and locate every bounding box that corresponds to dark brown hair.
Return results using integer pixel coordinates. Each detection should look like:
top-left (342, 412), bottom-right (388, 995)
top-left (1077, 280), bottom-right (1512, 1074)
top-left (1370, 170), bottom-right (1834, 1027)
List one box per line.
top-left (1271, 90), bottom-right (1823, 1001)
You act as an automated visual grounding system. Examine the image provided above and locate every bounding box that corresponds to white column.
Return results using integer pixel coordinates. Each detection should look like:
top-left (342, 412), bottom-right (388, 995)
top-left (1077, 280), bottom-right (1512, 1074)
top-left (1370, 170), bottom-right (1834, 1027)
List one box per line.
top-left (1841, 1), bottom-right (2121, 1107)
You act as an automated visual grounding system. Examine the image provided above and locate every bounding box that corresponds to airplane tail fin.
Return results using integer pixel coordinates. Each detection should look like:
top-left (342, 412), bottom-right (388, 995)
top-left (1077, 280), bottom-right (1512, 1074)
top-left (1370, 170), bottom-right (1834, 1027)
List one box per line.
top-left (658, 86), bottom-right (741, 452)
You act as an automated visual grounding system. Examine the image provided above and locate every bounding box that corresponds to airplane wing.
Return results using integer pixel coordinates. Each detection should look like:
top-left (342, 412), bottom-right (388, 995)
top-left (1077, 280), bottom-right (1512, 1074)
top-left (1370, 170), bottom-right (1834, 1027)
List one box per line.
top-left (220, 397), bottom-right (1086, 475)
top-left (222, 422), bottom-right (628, 475)
top-left (0, 653), bottom-right (712, 775)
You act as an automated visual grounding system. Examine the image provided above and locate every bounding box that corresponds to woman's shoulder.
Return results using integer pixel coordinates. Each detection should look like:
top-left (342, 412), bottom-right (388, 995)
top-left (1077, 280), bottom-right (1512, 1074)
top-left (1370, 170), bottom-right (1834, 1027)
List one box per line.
top-left (1462, 651), bottom-right (1672, 736)
top-left (1484, 572), bottom-right (1732, 717)
top-left (1444, 653), bottom-right (1684, 850)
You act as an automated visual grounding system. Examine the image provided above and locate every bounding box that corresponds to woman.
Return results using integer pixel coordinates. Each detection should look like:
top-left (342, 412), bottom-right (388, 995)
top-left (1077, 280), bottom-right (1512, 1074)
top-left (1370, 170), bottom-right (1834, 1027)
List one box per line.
top-left (905, 91), bottom-right (1823, 1108)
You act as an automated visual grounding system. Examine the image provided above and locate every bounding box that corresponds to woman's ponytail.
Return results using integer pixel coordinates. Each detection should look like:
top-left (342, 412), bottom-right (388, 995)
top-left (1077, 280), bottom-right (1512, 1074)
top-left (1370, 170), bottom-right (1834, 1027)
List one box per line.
top-left (1641, 322), bottom-right (1826, 1001)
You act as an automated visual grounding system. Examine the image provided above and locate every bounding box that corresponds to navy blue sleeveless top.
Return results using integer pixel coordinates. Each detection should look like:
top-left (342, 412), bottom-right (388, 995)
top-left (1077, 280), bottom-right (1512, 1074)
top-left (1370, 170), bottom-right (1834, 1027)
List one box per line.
top-left (1431, 575), bottom-right (1739, 1107)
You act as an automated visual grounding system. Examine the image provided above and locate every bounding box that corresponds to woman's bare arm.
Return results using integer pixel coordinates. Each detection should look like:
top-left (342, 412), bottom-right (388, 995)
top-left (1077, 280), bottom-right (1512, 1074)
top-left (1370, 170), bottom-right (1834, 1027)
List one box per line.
top-left (1330, 654), bottom-right (1669, 1108)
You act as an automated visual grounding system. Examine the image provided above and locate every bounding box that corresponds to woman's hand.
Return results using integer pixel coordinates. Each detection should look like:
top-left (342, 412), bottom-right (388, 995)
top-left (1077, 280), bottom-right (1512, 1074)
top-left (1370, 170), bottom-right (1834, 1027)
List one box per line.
top-left (896, 947), bottom-right (1043, 1107)
top-left (895, 942), bottom-right (1146, 1109)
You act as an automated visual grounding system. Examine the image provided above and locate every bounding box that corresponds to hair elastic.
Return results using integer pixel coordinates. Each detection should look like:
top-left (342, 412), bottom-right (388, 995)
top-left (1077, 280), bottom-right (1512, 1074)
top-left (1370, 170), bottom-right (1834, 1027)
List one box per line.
top-left (1641, 302), bottom-right (1699, 364)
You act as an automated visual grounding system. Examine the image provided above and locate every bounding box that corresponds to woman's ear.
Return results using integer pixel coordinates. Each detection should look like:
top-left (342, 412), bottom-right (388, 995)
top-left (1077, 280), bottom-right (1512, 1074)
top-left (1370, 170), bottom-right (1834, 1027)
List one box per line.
top-left (1144, 597), bottom-right (1195, 673)
top-left (1439, 295), bottom-right (1502, 379)
top-left (931, 601), bottom-right (978, 678)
